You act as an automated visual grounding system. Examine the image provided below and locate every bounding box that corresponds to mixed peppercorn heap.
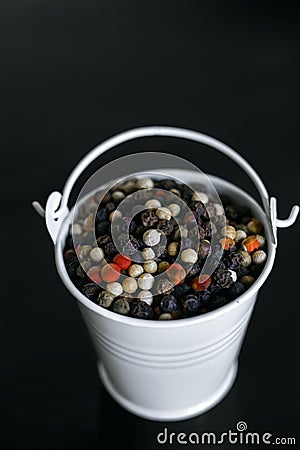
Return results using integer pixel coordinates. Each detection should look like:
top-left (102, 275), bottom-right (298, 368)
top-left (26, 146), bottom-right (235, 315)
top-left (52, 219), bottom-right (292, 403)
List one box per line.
top-left (63, 176), bottom-right (267, 320)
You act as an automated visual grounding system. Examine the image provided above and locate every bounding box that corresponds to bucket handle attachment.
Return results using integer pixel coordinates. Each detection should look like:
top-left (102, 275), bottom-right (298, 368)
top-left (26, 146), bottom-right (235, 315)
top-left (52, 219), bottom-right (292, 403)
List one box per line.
top-left (32, 126), bottom-right (299, 245)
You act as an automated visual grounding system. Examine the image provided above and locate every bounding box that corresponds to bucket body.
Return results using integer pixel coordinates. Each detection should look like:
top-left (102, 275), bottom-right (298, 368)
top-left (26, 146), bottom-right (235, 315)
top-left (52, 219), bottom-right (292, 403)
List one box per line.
top-left (55, 171), bottom-right (276, 421)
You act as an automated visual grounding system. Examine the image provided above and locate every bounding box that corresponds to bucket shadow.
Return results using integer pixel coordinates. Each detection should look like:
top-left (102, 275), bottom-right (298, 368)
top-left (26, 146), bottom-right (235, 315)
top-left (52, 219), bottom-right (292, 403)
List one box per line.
top-left (95, 375), bottom-right (244, 450)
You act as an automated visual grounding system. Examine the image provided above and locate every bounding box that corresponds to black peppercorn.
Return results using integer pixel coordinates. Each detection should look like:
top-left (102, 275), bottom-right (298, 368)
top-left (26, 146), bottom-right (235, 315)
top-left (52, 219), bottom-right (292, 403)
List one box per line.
top-left (181, 294), bottom-right (201, 316)
top-left (130, 301), bottom-right (154, 319)
top-left (81, 283), bottom-right (101, 300)
top-left (157, 219), bottom-right (174, 235)
top-left (160, 295), bottom-right (177, 313)
top-left (96, 207), bottom-right (108, 222)
top-left (212, 269), bottom-right (233, 288)
top-left (141, 210), bottom-right (158, 227)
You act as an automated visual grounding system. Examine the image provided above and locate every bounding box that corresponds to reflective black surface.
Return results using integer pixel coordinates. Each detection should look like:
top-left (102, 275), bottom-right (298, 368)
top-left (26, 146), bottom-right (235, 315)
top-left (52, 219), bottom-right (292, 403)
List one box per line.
top-left (1, 1), bottom-right (299, 448)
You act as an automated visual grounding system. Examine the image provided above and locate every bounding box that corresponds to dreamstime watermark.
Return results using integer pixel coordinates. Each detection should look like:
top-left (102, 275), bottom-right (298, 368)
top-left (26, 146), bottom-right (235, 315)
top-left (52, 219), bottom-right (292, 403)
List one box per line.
top-left (156, 421), bottom-right (296, 446)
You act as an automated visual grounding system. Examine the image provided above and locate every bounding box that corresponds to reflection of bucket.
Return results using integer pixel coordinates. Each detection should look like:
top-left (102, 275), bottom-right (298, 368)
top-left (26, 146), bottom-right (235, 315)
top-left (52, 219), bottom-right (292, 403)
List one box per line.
top-left (33, 127), bottom-right (299, 421)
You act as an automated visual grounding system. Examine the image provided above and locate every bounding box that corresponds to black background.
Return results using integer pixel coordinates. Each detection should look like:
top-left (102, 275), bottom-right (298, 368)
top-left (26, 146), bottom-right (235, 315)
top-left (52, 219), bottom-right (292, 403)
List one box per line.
top-left (1, 1), bottom-right (299, 449)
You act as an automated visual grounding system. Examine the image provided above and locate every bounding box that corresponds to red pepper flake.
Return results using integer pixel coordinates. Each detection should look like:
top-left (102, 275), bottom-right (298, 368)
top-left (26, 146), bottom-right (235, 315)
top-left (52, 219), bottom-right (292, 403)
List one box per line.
top-left (101, 263), bottom-right (121, 282)
top-left (191, 274), bottom-right (211, 291)
top-left (113, 254), bottom-right (131, 270)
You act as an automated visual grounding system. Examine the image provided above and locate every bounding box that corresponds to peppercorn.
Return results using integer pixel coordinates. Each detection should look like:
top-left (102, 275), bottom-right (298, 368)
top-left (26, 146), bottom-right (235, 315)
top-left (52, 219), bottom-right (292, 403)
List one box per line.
top-left (226, 282), bottom-right (245, 299)
top-left (130, 301), bottom-right (154, 319)
top-left (104, 242), bottom-right (118, 257)
top-left (81, 282), bottom-right (100, 300)
top-left (225, 204), bottom-right (240, 221)
top-left (219, 237), bottom-right (235, 250)
top-left (122, 237), bottom-right (139, 256)
top-left (174, 225), bottom-right (188, 241)
top-left (213, 269), bottom-right (233, 288)
top-left (136, 178), bottom-right (154, 189)
top-left (111, 191), bottom-right (125, 203)
top-left (156, 207), bottom-right (172, 221)
top-left (143, 260), bottom-right (158, 274)
top-left (106, 202), bottom-right (116, 213)
top-left (240, 275), bottom-right (255, 287)
top-left (203, 221), bottom-right (217, 238)
top-left (181, 248), bottom-right (198, 264)
top-left (181, 294), bottom-right (201, 316)
top-left (207, 295), bottom-right (227, 311)
top-left (192, 191), bottom-right (209, 204)
top-left (138, 273), bottom-right (154, 290)
top-left (167, 263), bottom-right (186, 286)
top-left (235, 229), bottom-right (247, 242)
top-left (113, 253), bottom-right (131, 269)
top-left (187, 263), bottom-right (201, 278)
top-left (190, 201), bottom-right (208, 219)
top-left (90, 247), bottom-right (104, 263)
top-left (160, 295), bottom-right (177, 313)
top-left (247, 219), bottom-right (262, 234)
top-left (256, 234), bottom-right (266, 248)
top-left (143, 229), bottom-right (161, 246)
top-left (137, 290), bottom-right (153, 305)
top-left (168, 203), bottom-right (181, 217)
top-left (242, 236), bottom-right (259, 253)
top-left (141, 210), bottom-right (158, 227)
top-left (122, 277), bottom-right (138, 294)
top-left (106, 282), bottom-right (123, 296)
top-left (158, 261), bottom-right (170, 273)
top-left (97, 234), bottom-right (111, 247)
top-left (157, 219), bottom-right (173, 235)
top-left (238, 250), bottom-right (252, 267)
top-left (145, 199), bottom-right (161, 209)
top-left (198, 240), bottom-right (211, 259)
top-left (159, 313), bottom-right (172, 320)
top-left (221, 225), bottom-right (236, 240)
top-left (191, 274), bottom-right (211, 291)
top-left (168, 242), bottom-right (179, 256)
top-left (101, 263), bottom-right (121, 283)
top-left (71, 223), bottom-right (83, 236)
top-left (98, 290), bottom-right (115, 308)
top-left (156, 278), bottom-right (174, 294)
top-left (87, 266), bottom-right (102, 284)
top-left (113, 298), bottom-right (130, 315)
top-left (252, 250), bottom-right (267, 265)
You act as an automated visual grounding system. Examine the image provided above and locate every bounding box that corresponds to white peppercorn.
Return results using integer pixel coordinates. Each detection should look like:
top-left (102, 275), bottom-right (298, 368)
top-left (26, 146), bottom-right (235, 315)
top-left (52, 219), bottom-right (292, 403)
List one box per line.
top-left (192, 191), bottom-right (209, 204)
top-left (156, 207), bottom-right (172, 220)
top-left (174, 225), bottom-right (188, 240)
top-left (159, 313), bottom-right (172, 320)
top-left (137, 290), bottom-right (153, 305)
top-left (168, 203), bottom-right (181, 217)
top-left (143, 260), bottom-right (158, 274)
top-left (213, 203), bottom-right (224, 216)
top-left (252, 250), bottom-right (267, 265)
top-left (221, 225), bottom-right (236, 240)
top-left (143, 229), bottom-right (161, 246)
top-left (138, 273), bottom-right (154, 290)
top-left (256, 234), bottom-right (266, 248)
top-left (145, 199), bottom-right (161, 209)
top-left (128, 264), bottom-right (144, 278)
top-left (106, 282), bottom-right (123, 296)
top-left (142, 247), bottom-right (156, 260)
top-left (90, 247), bottom-right (104, 263)
top-left (247, 219), bottom-right (262, 234)
top-left (122, 277), bottom-right (138, 294)
top-left (78, 245), bottom-right (92, 260)
top-left (112, 191), bottom-right (125, 202)
top-left (136, 178), bottom-right (154, 189)
top-left (235, 229), bottom-right (247, 242)
top-left (181, 248), bottom-right (198, 264)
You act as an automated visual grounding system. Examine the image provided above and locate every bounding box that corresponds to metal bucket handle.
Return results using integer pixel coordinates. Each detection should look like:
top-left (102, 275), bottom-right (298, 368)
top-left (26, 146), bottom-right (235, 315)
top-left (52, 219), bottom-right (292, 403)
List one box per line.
top-left (32, 126), bottom-right (299, 245)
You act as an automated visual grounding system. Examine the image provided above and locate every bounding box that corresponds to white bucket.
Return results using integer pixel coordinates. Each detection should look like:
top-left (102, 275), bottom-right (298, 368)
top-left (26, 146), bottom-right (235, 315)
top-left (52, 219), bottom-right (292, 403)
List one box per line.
top-left (33, 127), bottom-right (299, 421)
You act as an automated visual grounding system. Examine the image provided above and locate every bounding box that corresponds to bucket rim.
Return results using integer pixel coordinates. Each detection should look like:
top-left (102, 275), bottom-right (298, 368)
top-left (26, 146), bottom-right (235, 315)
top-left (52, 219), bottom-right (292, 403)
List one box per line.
top-left (54, 172), bottom-right (276, 328)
